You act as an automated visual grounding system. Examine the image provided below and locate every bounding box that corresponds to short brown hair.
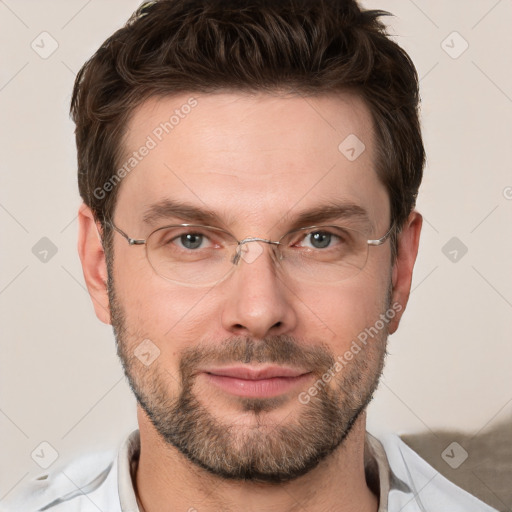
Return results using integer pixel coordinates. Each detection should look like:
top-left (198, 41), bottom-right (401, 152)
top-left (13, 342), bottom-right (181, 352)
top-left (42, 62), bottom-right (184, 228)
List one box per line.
top-left (71, 0), bottom-right (424, 258)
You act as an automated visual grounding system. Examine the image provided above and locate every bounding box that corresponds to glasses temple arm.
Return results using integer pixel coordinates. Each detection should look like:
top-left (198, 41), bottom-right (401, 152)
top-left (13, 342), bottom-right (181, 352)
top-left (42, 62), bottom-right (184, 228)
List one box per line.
top-left (367, 223), bottom-right (395, 246)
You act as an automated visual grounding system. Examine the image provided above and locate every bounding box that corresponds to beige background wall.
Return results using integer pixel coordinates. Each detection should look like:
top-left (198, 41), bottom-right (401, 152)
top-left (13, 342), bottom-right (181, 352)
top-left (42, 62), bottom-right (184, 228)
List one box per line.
top-left (1, 0), bottom-right (511, 499)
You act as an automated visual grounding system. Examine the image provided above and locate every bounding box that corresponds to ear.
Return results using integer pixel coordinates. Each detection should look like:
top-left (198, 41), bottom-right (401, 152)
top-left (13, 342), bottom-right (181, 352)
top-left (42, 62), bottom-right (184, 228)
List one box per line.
top-left (77, 203), bottom-right (111, 325)
top-left (388, 210), bottom-right (423, 334)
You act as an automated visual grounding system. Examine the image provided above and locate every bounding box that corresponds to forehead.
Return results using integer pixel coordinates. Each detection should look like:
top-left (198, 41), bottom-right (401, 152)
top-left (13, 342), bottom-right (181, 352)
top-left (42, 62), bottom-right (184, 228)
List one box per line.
top-left (115, 91), bottom-right (389, 233)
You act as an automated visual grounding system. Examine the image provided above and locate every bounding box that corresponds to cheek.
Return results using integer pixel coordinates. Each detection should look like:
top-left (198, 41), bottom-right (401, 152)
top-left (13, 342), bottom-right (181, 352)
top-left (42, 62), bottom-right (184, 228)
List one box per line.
top-left (292, 277), bottom-right (390, 354)
top-left (114, 266), bottom-right (219, 354)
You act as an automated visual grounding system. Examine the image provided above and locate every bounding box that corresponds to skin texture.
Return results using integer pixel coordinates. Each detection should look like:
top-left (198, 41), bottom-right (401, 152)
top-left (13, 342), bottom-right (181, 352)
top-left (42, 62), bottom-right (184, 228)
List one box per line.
top-left (78, 92), bottom-right (422, 512)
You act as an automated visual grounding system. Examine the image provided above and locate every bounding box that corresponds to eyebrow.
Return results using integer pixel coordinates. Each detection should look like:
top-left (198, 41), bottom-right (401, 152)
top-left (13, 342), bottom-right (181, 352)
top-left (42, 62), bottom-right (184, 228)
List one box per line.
top-left (142, 199), bottom-right (219, 227)
top-left (289, 201), bottom-right (371, 229)
top-left (141, 198), bottom-right (372, 231)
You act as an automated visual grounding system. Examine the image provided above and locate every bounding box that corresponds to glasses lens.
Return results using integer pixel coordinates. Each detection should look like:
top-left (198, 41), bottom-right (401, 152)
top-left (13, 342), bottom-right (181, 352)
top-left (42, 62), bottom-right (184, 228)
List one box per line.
top-left (145, 224), bottom-right (372, 285)
top-left (146, 225), bottom-right (236, 285)
top-left (279, 226), bottom-right (370, 283)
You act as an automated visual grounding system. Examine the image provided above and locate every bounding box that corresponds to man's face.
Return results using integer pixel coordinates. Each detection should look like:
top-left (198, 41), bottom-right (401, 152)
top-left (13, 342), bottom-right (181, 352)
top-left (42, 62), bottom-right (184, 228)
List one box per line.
top-left (107, 92), bottom-right (393, 482)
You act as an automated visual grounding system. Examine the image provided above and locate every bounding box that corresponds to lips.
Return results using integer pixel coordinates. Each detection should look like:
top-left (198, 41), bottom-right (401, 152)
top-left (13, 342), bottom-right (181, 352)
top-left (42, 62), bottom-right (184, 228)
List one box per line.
top-left (201, 365), bottom-right (312, 398)
top-left (204, 365), bottom-right (308, 380)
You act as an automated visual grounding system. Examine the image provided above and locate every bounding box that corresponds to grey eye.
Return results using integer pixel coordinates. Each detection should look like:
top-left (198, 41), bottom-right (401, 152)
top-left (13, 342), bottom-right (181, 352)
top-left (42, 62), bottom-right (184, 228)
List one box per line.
top-left (178, 233), bottom-right (204, 250)
top-left (308, 231), bottom-right (332, 249)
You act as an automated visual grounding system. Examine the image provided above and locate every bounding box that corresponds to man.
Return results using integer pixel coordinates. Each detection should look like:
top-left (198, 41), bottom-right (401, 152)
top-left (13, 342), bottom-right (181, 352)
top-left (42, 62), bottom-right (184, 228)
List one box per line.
top-left (3, 0), bottom-right (498, 510)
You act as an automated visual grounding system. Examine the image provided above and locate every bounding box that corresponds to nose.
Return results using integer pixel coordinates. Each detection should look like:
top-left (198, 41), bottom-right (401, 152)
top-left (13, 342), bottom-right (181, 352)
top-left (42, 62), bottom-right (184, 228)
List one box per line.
top-left (220, 241), bottom-right (298, 340)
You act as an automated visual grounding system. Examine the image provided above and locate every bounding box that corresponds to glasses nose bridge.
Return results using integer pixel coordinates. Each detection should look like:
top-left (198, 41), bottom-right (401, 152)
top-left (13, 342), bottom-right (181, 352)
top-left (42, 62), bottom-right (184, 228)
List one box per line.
top-left (232, 237), bottom-right (281, 265)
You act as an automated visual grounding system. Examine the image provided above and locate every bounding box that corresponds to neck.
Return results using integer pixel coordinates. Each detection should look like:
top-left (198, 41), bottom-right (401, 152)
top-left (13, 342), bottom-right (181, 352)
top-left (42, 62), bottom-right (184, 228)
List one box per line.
top-left (134, 408), bottom-right (379, 512)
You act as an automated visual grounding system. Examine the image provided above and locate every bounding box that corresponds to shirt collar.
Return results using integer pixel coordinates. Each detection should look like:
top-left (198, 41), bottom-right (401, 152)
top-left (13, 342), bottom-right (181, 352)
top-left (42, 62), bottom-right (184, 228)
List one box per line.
top-left (118, 429), bottom-right (141, 512)
top-left (365, 431), bottom-right (392, 511)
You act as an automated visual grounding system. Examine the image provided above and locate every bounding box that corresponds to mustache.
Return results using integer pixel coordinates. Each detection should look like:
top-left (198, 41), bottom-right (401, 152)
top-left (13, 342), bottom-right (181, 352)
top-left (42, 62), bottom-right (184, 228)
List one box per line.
top-left (178, 334), bottom-right (335, 380)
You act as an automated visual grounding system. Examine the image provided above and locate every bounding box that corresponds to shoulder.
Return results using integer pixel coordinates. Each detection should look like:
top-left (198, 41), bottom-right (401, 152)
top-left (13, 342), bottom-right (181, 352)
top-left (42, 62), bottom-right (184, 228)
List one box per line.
top-left (374, 431), bottom-right (499, 511)
top-left (0, 449), bottom-right (120, 512)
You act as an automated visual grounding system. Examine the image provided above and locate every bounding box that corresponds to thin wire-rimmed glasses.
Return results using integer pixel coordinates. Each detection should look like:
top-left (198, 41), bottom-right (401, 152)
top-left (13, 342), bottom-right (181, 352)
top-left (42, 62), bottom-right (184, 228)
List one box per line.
top-left (106, 220), bottom-right (394, 287)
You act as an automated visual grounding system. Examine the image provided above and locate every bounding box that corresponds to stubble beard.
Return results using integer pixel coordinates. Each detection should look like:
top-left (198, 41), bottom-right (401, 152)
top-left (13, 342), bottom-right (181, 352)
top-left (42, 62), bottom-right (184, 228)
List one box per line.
top-left (107, 264), bottom-right (389, 483)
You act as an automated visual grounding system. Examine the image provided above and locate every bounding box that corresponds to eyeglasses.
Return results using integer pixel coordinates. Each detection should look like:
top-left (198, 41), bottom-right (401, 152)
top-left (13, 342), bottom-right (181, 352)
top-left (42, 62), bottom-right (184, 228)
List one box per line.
top-left (107, 220), bottom-right (394, 287)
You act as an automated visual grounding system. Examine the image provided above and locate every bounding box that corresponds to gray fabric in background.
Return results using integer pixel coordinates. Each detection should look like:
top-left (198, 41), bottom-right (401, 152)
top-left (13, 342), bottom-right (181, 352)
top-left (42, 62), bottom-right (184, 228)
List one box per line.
top-left (400, 420), bottom-right (512, 511)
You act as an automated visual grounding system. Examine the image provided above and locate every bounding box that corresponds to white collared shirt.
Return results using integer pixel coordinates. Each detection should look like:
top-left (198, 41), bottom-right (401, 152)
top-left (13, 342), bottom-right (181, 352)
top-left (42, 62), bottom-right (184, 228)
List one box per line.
top-left (1, 429), bottom-right (498, 511)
